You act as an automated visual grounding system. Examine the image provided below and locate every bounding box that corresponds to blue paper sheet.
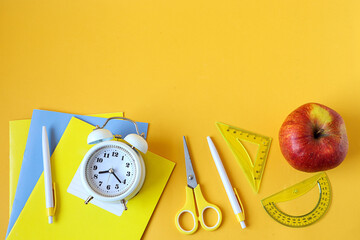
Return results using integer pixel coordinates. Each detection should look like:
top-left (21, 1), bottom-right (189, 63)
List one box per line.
top-left (7, 110), bottom-right (148, 237)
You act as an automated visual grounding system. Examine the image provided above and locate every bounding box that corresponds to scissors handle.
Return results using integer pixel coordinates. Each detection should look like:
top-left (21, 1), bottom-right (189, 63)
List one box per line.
top-left (193, 184), bottom-right (222, 231)
top-left (175, 185), bottom-right (222, 234)
top-left (175, 186), bottom-right (199, 234)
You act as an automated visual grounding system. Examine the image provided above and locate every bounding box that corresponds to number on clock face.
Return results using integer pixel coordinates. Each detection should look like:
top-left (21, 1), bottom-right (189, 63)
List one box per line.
top-left (85, 146), bottom-right (136, 197)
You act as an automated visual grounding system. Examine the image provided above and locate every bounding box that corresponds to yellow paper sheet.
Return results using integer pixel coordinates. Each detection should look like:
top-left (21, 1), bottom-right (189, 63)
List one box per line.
top-left (8, 117), bottom-right (175, 240)
top-left (9, 120), bottom-right (31, 215)
top-left (8, 113), bottom-right (124, 214)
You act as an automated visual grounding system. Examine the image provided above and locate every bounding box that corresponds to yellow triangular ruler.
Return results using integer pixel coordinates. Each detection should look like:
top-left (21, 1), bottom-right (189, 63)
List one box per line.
top-left (216, 122), bottom-right (272, 193)
top-left (261, 172), bottom-right (331, 227)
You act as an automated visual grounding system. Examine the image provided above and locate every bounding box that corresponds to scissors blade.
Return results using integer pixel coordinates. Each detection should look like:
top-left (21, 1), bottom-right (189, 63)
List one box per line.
top-left (183, 136), bottom-right (198, 189)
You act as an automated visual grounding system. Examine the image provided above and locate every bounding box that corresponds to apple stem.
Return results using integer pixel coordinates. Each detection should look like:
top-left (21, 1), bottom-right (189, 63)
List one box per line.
top-left (314, 128), bottom-right (324, 139)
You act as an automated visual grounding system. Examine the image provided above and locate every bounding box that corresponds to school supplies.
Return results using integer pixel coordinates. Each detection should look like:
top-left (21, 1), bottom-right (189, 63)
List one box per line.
top-left (216, 122), bottom-right (272, 193)
top-left (261, 172), bottom-right (331, 227)
top-left (175, 137), bottom-right (222, 235)
top-left (42, 126), bottom-right (56, 224)
top-left (8, 113), bottom-right (123, 213)
top-left (7, 117), bottom-right (175, 240)
top-left (7, 110), bottom-right (148, 236)
top-left (207, 136), bottom-right (246, 229)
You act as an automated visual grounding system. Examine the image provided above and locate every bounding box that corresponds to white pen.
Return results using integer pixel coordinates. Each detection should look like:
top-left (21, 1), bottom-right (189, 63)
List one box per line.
top-left (207, 136), bottom-right (246, 229)
top-left (42, 126), bottom-right (56, 224)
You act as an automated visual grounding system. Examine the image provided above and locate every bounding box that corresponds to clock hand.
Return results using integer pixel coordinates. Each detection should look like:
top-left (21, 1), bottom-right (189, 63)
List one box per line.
top-left (99, 169), bottom-right (111, 174)
top-left (106, 166), bottom-right (114, 185)
top-left (111, 171), bottom-right (122, 184)
top-left (106, 172), bottom-right (111, 185)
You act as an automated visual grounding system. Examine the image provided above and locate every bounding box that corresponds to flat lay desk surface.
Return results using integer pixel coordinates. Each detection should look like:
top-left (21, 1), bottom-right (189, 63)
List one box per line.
top-left (1, 0), bottom-right (360, 239)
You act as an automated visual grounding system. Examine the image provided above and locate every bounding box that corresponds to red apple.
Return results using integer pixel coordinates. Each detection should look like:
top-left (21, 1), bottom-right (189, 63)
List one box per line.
top-left (279, 103), bottom-right (348, 172)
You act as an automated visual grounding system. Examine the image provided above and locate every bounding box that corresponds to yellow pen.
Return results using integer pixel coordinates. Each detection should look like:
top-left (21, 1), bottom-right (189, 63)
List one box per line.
top-left (42, 126), bottom-right (56, 224)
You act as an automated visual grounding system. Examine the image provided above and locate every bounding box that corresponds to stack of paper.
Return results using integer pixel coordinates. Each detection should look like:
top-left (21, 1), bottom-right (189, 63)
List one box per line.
top-left (7, 110), bottom-right (175, 239)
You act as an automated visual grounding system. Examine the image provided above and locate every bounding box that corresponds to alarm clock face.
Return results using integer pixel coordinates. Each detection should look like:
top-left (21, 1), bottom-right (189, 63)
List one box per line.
top-left (83, 144), bottom-right (139, 199)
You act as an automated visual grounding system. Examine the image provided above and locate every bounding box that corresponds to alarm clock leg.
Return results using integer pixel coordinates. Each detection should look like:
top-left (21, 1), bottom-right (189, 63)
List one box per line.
top-left (121, 199), bottom-right (127, 210)
top-left (85, 196), bottom-right (94, 204)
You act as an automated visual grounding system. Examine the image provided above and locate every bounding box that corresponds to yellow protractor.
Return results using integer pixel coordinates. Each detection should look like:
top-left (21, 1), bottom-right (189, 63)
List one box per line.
top-left (216, 122), bottom-right (272, 193)
top-left (261, 172), bottom-right (331, 227)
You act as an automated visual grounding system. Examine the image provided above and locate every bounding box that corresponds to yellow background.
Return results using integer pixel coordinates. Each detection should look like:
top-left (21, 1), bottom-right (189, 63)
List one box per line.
top-left (1, 0), bottom-right (359, 239)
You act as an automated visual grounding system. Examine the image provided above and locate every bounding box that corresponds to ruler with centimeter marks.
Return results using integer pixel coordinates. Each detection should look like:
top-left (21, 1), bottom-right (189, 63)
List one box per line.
top-left (216, 122), bottom-right (272, 193)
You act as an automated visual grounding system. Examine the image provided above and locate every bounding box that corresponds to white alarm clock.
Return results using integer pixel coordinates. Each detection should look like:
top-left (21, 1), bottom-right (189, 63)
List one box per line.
top-left (80, 117), bottom-right (148, 210)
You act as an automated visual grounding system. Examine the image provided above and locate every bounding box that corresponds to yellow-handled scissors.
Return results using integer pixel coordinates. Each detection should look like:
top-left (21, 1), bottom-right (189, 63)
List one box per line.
top-left (175, 137), bottom-right (222, 234)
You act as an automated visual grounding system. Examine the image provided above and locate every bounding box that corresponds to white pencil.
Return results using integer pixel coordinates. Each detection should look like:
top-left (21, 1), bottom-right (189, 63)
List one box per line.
top-left (42, 126), bottom-right (56, 224)
top-left (207, 136), bottom-right (246, 229)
